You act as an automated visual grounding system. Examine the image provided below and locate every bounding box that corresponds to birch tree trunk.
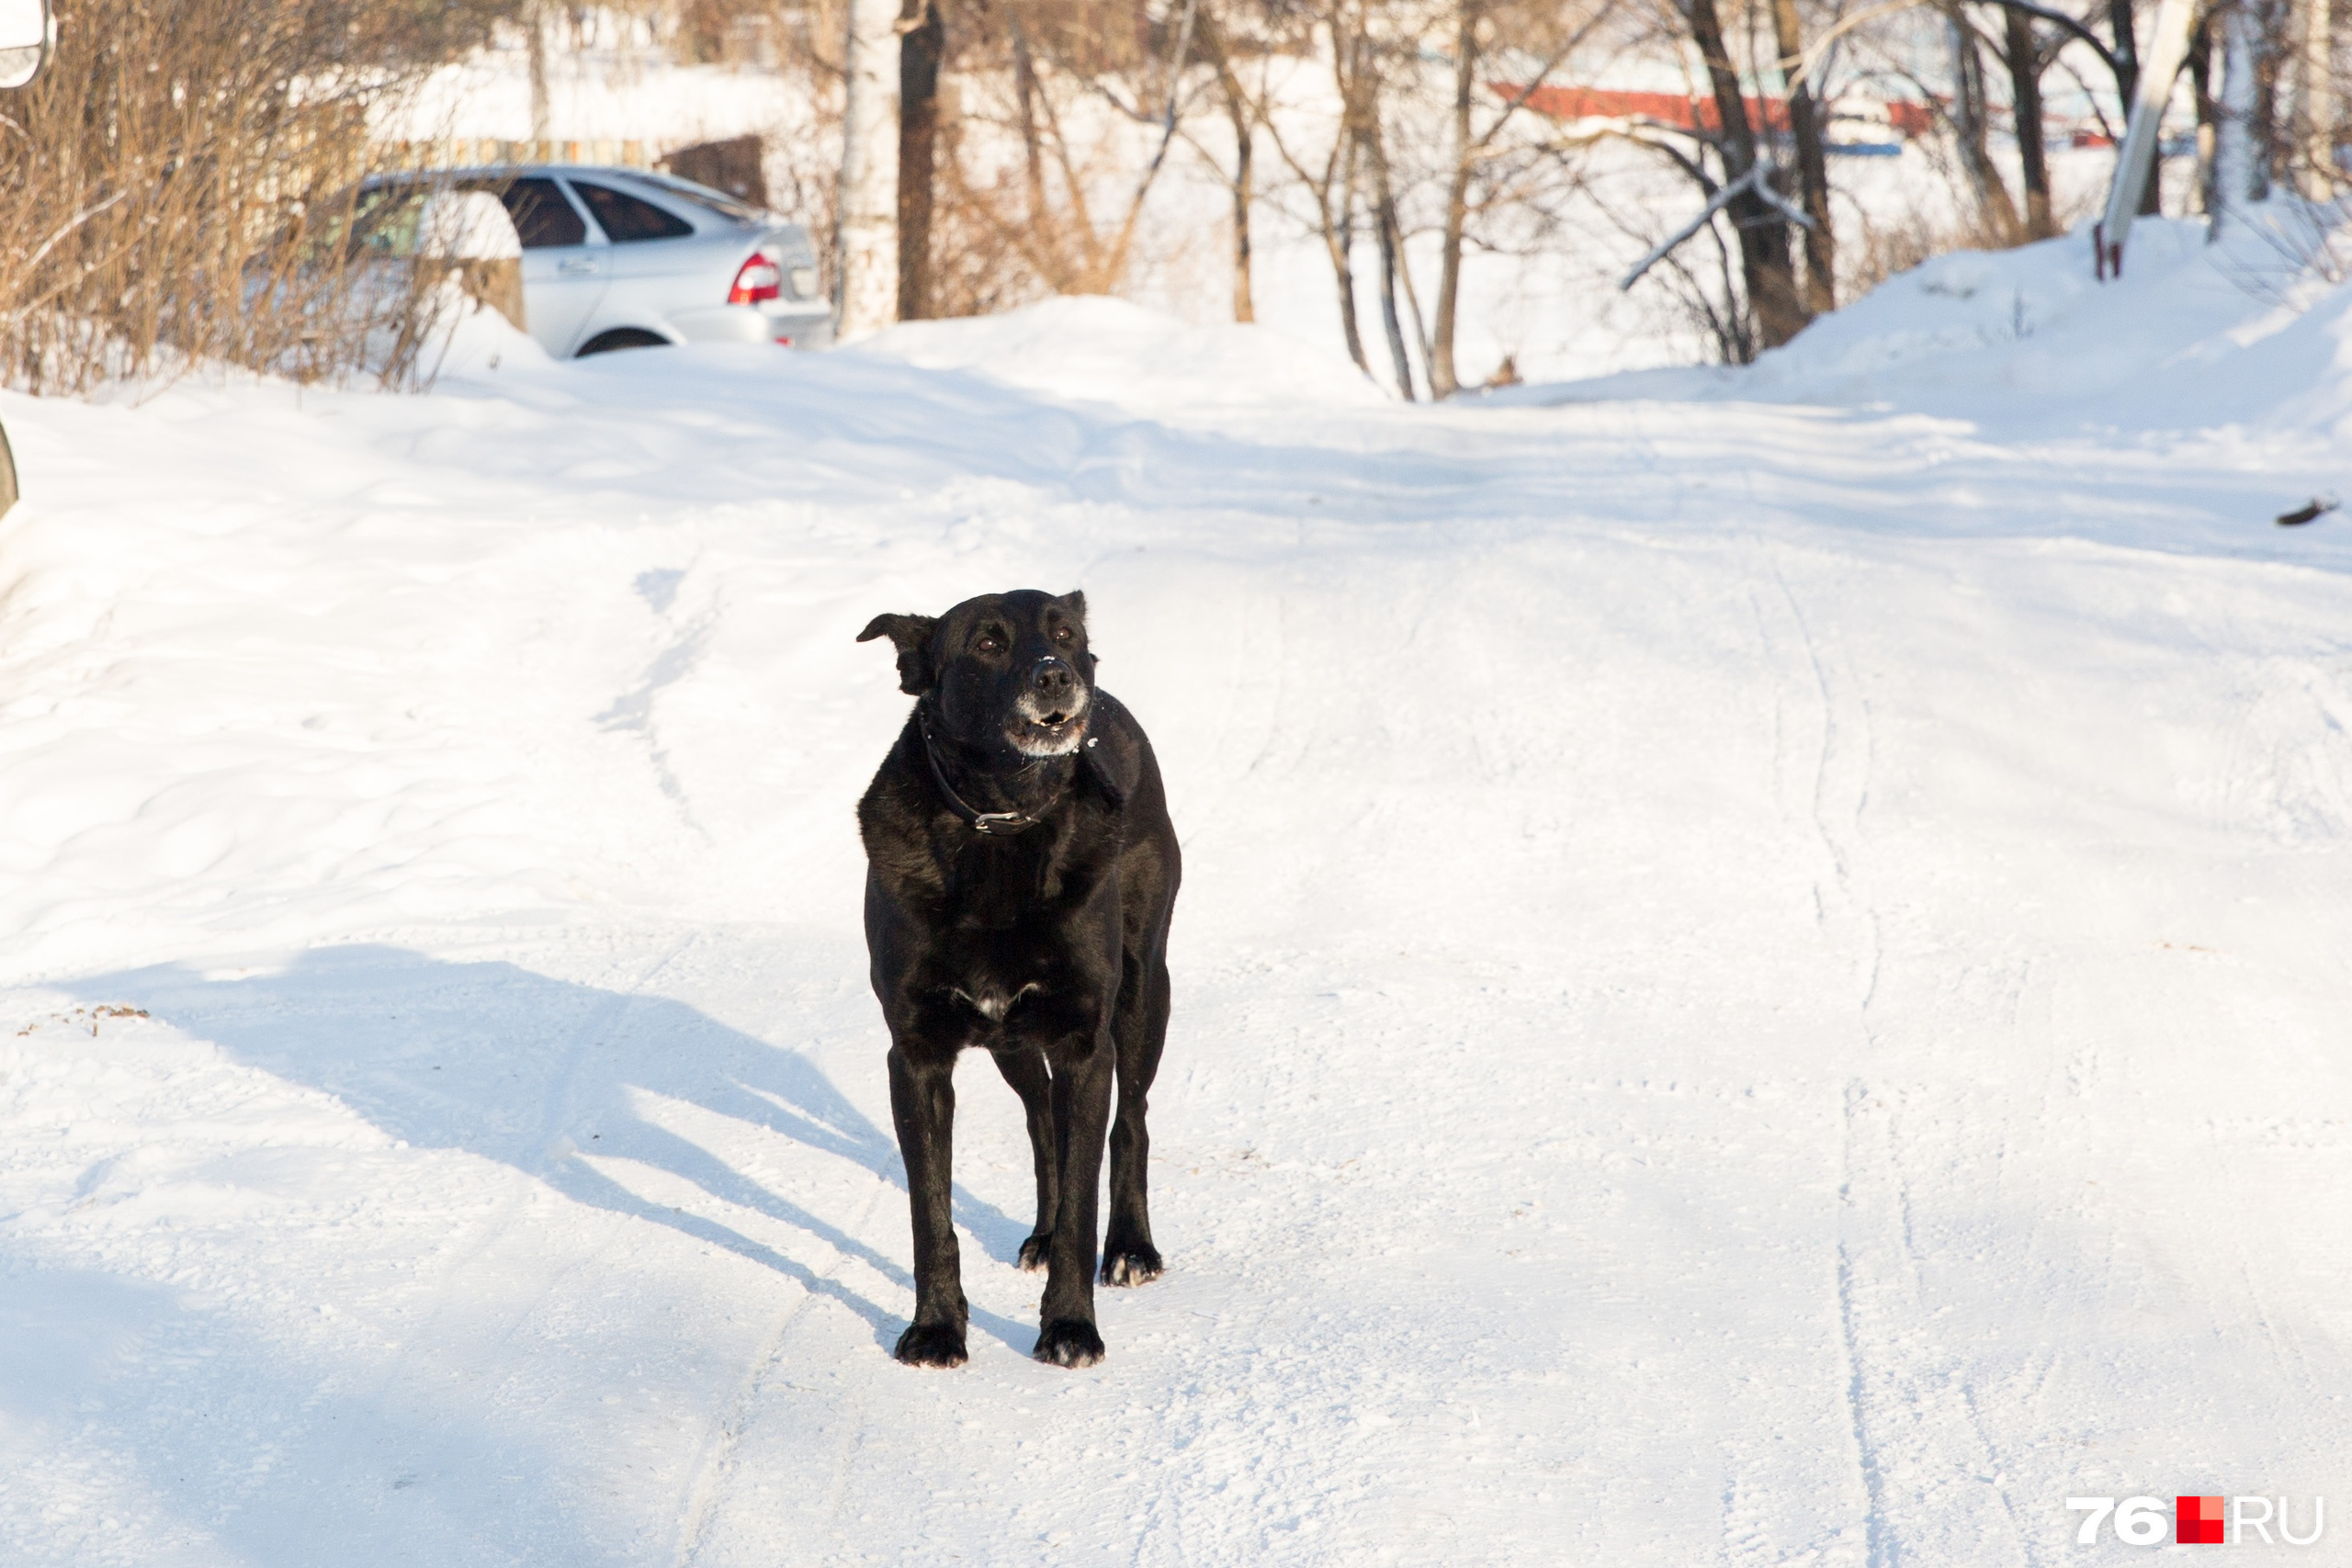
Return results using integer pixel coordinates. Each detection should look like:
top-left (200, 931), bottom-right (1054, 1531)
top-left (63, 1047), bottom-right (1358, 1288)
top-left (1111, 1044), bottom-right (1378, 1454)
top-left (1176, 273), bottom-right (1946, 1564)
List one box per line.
top-left (1363, 122), bottom-right (1417, 400)
top-left (1428, 0), bottom-right (1478, 399)
top-left (837, 0), bottom-right (902, 339)
top-left (2300, 0), bottom-right (2335, 196)
top-left (2252, 0), bottom-right (2284, 195)
top-left (527, 2), bottom-right (550, 142)
top-left (1331, 132), bottom-right (1369, 372)
top-left (2211, 0), bottom-right (2261, 229)
top-left (1317, 20), bottom-right (1371, 374)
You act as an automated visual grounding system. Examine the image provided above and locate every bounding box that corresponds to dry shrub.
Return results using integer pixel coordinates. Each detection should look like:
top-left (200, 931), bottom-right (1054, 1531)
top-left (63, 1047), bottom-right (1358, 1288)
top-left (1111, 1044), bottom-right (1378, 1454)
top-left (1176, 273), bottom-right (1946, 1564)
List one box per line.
top-left (928, 163), bottom-right (1060, 319)
top-left (0, 0), bottom-right (507, 395)
top-left (1842, 196), bottom-right (2030, 301)
top-left (931, 77), bottom-right (1136, 316)
top-left (920, 0), bottom-right (1193, 319)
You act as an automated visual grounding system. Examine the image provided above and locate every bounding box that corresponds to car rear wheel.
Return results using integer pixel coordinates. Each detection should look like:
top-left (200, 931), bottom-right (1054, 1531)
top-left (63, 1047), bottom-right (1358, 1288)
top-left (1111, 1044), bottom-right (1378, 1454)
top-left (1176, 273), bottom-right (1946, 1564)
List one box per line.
top-left (575, 328), bottom-right (672, 356)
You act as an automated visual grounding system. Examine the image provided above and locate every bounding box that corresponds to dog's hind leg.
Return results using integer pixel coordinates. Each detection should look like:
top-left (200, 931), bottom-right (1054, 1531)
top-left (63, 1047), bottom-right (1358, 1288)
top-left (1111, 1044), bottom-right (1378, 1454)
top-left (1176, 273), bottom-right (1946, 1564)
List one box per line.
top-left (990, 1044), bottom-right (1057, 1271)
top-left (1101, 945), bottom-right (1170, 1287)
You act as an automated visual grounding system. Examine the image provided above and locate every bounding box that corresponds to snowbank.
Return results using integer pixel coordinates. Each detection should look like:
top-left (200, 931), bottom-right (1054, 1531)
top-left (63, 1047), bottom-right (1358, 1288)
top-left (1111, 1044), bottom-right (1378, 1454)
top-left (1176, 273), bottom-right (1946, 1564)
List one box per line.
top-left (1498, 216), bottom-right (2352, 439)
top-left (858, 294), bottom-right (1388, 415)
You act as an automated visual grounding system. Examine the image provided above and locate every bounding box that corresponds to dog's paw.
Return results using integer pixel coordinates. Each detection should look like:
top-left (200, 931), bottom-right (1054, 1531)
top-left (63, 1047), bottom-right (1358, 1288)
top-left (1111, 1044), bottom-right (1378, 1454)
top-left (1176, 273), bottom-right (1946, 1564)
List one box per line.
top-left (1032, 1318), bottom-right (1105, 1368)
top-left (893, 1322), bottom-right (969, 1368)
top-left (1100, 1244), bottom-right (1163, 1287)
top-left (1016, 1233), bottom-right (1051, 1272)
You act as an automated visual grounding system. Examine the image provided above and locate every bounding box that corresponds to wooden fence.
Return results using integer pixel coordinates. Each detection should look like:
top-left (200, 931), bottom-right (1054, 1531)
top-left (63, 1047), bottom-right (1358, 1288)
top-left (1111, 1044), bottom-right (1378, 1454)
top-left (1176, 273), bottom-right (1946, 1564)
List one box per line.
top-left (376, 139), bottom-right (654, 172)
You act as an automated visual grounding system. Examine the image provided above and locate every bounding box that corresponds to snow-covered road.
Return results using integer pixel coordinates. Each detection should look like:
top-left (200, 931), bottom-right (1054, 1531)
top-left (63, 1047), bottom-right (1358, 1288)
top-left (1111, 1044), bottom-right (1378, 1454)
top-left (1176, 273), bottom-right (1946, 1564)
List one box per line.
top-left (4, 231), bottom-right (2349, 1565)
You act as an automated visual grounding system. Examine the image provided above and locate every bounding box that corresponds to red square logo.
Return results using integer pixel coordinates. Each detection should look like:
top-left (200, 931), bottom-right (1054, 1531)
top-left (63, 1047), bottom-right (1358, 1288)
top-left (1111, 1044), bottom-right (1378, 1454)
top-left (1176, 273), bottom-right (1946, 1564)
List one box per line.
top-left (2177, 1495), bottom-right (2225, 1544)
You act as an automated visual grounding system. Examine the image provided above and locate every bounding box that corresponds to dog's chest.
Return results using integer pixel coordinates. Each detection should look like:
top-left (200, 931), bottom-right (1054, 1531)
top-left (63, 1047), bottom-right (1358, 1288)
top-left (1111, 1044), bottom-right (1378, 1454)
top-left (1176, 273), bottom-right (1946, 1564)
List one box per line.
top-left (930, 840), bottom-right (1104, 1043)
top-left (948, 978), bottom-right (1039, 1023)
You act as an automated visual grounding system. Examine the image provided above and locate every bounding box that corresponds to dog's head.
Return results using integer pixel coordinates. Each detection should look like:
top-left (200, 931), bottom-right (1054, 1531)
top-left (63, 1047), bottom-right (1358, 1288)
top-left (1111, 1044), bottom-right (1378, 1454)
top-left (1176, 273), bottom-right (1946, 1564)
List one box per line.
top-left (858, 590), bottom-right (1095, 759)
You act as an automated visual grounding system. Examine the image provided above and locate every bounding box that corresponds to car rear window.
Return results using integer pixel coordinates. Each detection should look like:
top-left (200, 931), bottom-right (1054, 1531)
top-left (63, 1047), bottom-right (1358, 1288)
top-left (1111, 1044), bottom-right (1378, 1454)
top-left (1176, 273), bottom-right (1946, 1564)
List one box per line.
top-left (637, 173), bottom-right (763, 224)
top-left (348, 184), bottom-right (426, 258)
top-left (571, 181), bottom-right (695, 243)
top-left (487, 177), bottom-right (586, 249)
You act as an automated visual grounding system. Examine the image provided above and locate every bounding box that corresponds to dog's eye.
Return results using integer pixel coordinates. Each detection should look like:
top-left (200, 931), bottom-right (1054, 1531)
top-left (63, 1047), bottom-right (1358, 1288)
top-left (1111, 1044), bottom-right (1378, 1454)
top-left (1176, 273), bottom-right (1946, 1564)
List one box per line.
top-left (1053, 627), bottom-right (1073, 644)
top-left (976, 636), bottom-right (1001, 653)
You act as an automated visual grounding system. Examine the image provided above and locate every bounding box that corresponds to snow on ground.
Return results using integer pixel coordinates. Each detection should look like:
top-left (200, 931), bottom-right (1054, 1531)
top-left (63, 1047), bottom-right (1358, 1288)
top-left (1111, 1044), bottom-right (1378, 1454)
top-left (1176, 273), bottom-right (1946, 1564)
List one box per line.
top-left (1499, 217), bottom-right (2352, 439)
top-left (3, 232), bottom-right (2351, 1567)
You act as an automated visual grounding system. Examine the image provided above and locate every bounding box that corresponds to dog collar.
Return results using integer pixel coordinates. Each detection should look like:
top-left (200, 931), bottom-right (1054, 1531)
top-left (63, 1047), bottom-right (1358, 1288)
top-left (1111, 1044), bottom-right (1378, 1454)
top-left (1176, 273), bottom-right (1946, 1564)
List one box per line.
top-left (917, 711), bottom-right (1040, 836)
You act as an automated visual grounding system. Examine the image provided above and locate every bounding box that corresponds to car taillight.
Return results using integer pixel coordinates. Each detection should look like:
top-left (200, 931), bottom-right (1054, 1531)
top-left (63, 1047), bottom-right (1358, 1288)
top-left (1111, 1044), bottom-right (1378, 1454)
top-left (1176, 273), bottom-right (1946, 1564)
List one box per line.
top-left (729, 253), bottom-right (782, 305)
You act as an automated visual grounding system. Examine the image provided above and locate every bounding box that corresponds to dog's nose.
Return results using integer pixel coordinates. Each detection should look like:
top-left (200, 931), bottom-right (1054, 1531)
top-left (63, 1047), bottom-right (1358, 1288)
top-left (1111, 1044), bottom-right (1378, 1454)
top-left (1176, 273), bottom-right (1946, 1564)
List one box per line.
top-left (1031, 658), bottom-right (1076, 698)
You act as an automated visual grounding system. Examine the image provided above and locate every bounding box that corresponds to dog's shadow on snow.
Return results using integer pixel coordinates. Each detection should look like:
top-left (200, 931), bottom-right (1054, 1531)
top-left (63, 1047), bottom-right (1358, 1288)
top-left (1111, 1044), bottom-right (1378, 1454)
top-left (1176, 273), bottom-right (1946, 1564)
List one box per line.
top-left (74, 944), bottom-right (1037, 1358)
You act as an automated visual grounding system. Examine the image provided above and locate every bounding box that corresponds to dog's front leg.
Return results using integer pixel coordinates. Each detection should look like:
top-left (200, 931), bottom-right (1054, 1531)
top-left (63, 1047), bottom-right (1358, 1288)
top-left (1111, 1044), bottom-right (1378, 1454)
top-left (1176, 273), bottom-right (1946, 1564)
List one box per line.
top-left (888, 1041), bottom-right (968, 1367)
top-left (1033, 1034), bottom-right (1115, 1368)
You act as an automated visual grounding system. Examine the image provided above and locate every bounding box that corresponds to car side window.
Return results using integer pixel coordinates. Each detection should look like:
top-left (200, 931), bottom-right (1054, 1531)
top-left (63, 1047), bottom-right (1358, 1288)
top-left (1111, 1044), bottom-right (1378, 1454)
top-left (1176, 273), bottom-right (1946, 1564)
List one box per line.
top-left (571, 181), bottom-right (695, 243)
top-left (490, 178), bottom-right (586, 249)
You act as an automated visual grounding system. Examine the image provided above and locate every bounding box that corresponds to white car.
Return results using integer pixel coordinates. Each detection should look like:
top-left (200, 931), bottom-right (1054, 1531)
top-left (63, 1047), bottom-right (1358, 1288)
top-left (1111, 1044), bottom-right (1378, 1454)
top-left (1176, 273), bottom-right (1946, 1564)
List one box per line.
top-left (356, 164), bottom-right (833, 356)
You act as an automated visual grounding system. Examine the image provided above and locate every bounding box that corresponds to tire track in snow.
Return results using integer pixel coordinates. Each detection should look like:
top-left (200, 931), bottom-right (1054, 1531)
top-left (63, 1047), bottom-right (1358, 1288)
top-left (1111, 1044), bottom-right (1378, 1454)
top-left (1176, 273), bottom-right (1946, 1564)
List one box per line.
top-left (669, 1176), bottom-right (889, 1568)
top-left (597, 566), bottom-right (720, 838)
top-left (532, 935), bottom-right (702, 1176)
top-left (1839, 1081), bottom-right (2036, 1568)
top-left (1758, 540), bottom-right (1877, 997)
top-left (1758, 539), bottom-right (1955, 1566)
top-left (376, 935), bottom-right (701, 1356)
top-left (1816, 871), bottom-right (2042, 1562)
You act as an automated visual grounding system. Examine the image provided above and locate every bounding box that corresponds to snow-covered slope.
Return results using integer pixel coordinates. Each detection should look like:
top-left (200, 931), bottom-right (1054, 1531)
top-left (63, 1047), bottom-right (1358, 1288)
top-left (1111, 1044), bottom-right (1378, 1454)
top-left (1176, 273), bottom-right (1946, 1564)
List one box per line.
top-left (2, 267), bottom-right (2349, 1566)
top-left (1504, 217), bottom-right (2352, 441)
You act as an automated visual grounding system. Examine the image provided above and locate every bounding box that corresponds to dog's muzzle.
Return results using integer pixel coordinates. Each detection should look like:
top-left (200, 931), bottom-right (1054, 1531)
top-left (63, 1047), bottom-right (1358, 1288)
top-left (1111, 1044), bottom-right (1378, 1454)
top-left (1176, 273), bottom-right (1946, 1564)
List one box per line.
top-left (1010, 658), bottom-right (1090, 756)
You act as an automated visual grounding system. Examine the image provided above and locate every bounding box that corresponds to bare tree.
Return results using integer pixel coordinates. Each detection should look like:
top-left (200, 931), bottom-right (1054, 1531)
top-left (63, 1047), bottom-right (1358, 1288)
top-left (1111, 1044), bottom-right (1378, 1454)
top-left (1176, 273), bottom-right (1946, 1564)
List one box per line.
top-left (839, 0), bottom-right (901, 336)
top-left (1770, 0), bottom-right (1836, 310)
top-left (1189, 0), bottom-right (1269, 321)
top-left (1947, 4), bottom-right (2022, 237)
top-left (1995, 5), bottom-right (2058, 237)
top-left (1360, 100), bottom-right (1423, 397)
top-left (1681, 0), bottom-right (1805, 347)
top-left (1423, 0), bottom-right (1619, 394)
top-left (2294, 0), bottom-right (2335, 197)
top-left (528, 1), bottom-right (553, 140)
top-left (921, 0), bottom-right (1209, 303)
top-left (1258, 0), bottom-right (1376, 373)
top-left (2210, 0), bottom-right (2267, 228)
top-left (899, 0), bottom-right (945, 319)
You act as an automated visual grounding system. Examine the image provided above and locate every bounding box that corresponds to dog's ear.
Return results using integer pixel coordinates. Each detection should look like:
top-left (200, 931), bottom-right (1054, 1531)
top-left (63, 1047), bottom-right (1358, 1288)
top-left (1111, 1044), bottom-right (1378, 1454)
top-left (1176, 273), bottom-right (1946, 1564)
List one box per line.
top-left (1052, 590), bottom-right (1087, 624)
top-left (1080, 692), bottom-right (1143, 806)
top-left (856, 613), bottom-right (940, 695)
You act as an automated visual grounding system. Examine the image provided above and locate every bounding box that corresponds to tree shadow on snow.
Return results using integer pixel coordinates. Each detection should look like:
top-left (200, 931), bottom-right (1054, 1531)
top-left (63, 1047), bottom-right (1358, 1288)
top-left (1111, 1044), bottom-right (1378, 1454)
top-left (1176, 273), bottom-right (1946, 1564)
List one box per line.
top-left (73, 945), bottom-right (1038, 1357)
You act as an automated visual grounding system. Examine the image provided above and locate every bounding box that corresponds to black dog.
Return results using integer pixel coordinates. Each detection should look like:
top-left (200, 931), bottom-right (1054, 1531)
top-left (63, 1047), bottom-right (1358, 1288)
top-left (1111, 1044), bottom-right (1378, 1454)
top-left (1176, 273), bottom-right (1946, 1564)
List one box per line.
top-left (856, 590), bottom-right (1180, 1368)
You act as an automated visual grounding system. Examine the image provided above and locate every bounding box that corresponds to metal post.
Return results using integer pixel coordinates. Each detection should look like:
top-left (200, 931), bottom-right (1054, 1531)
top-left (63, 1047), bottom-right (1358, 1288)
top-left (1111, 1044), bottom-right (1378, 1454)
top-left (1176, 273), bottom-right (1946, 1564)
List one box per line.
top-left (2094, 0), bottom-right (2199, 277)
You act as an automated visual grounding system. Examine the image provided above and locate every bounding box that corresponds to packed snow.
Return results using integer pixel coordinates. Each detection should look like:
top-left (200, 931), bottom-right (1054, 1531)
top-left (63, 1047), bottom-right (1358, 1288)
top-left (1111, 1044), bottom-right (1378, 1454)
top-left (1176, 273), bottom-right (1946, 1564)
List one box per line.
top-left (3, 224), bottom-right (2350, 1566)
